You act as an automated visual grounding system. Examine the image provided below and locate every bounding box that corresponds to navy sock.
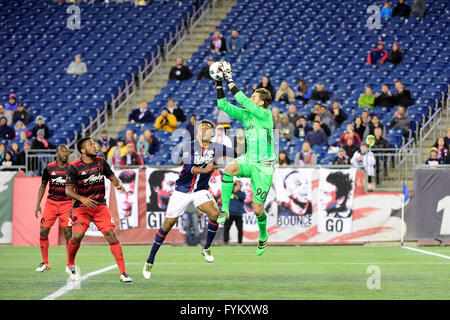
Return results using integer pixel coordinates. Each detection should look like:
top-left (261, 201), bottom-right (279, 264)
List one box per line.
top-left (203, 219), bottom-right (218, 250)
top-left (147, 228), bottom-right (168, 264)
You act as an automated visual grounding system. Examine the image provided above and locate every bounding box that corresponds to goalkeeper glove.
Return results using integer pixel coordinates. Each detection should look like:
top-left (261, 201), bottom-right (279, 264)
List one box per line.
top-left (219, 61), bottom-right (234, 85)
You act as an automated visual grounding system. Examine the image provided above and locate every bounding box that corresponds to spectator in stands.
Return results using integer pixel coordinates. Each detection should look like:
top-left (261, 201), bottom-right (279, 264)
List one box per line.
top-left (233, 128), bottom-right (246, 157)
top-left (393, 0), bottom-right (411, 18)
top-left (97, 129), bottom-right (116, 154)
top-left (339, 123), bottom-right (362, 147)
top-left (169, 57), bottom-right (193, 81)
top-left (31, 116), bottom-right (50, 139)
top-left (275, 81), bottom-right (295, 104)
top-left (445, 128), bottom-right (450, 146)
top-left (381, 1), bottom-right (393, 19)
top-left (425, 147), bottom-right (441, 165)
top-left (305, 121), bottom-right (328, 147)
top-left (166, 97), bottom-right (186, 123)
top-left (155, 107), bottom-right (177, 133)
top-left (210, 29), bottom-right (227, 54)
top-left (343, 137), bottom-right (359, 159)
top-left (142, 129), bottom-right (159, 156)
top-left (358, 85), bottom-right (375, 109)
top-left (367, 41), bottom-right (388, 65)
top-left (66, 54), bottom-right (88, 76)
top-left (295, 78), bottom-right (311, 103)
top-left (0, 104), bottom-right (12, 125)
top-left (386, 42), bottom-right (403, 66)
top-left (373, 127), bottom-right (390, 149)
top-left (319, 105), bottom-right (336, 133)
top-left (0, 151), bottom-right (13, 170)
top-left (353, 116), bottom-right (366, 141)
top-left (4, 93), bottom-right (17, 113)
top-left (329, 100), bottom-right (347, 127)
top-left (96, 142), bottom-right (106, 160)
top-left (0, 143), bottom-right (6, 165)
top-left (294, 116), bottom-right (311, 138)
top-left (14, 121), bottom-right (31, 140)
top-left (107, 139), bottom-right (126, 159)
top-left (197, 57), bottom-right (215, 81)
top-left (214, 105), bottom-right (231, 129)
top-left (124, 129), bottom-right (137, 152)
top-left (278, 150), bottom-right (291, 167)
top-left (9, 142), bottom-right (24, 166)
top-left (272, 107), bottom-right (283, 128)
top-left (226, 29), bottom-right (244, 52)
top-left (392, 81), bottom-right (412, 108)
top-left (314, 114), bottom-right (331, 137)
top-left (433, 137), bottom-right (449, 162)
top-left (212, 125), bottom-right (232, 148)
top-left (334, 147), bottom-right (349, 165)
top-left (129, 100), bottom-right (155, 124)
top-left (12, 102), bottom-right (30, 125)
top-left (108, 146), bottom-right (123, 167)
top-left (363, 114), bottom-right (386, 138)
top-left (120, 143), bottom-right (144, 166)
top-left (277, 115), bottom-right (295, 139)
top-left (361, 110), bottom-right (371, 128)
top-left (0, 116), bottom-right (15, 140)
top-left (374, 84), bottom-right (395, 109)
top-left (390, 105), bottom-right (411, 139)
top-left (253, 76), bottom-right (275, 101)
top-left (351, 143), bottom-right (376, 186)
top-left (285, 104), bottom-right (301, 126)
top-left (411, 0), bottom-right (425, 18)
top-left (307, 103), bottom-right (321, 122)
top-left (311, 82), bottom-right (331, 103)
top-left (136, 133), bottom-right (149, 159)
top-left (295, 141), bottom-right (318, 166)
top-left (185, 114), bottom-right (197, 140)
top-left (31, 129), bottom-right (55, 150)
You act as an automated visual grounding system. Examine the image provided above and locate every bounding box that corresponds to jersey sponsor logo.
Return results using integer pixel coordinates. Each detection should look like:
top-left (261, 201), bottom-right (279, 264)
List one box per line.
top-left (51, 172), bottom-right (56, 175)
top-left (81, 171), bottom-right (87, 175)
top-left (193, 150), bottom-right (214, 165)
top-left (83, 174), bottom-right (104, 185)
top-left (51, 176), bottom-right (67, 185)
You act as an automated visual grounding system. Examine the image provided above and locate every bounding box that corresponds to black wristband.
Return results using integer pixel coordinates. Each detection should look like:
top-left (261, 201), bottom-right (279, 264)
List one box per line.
top-left (230, 85), bottom-right (240, 96)
top-left (216, 88), bottom-right (225, 99)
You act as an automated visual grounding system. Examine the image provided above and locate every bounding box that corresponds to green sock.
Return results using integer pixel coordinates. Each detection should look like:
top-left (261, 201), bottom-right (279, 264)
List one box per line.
top-left (221, 172), bottom-right (234, 212)
top-left (257, 211), bottom-right (268, 240)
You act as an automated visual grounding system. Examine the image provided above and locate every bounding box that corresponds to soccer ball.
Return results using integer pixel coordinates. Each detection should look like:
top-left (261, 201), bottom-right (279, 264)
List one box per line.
top-left (209, 61), bottom-right (224, 81)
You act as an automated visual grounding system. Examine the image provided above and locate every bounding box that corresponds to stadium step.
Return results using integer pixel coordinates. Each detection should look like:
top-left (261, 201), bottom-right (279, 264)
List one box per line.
top-left (107, 0), bottom-right (237, 138)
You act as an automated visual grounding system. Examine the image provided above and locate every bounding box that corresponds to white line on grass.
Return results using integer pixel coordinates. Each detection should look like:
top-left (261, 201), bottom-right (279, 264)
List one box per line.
top-left (42, 264), bottom-right (117, 300)
top-left (401, 246), bottom-right (450, 260)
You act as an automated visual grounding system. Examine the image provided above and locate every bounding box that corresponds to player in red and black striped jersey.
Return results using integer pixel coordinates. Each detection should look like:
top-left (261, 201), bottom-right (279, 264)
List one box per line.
top-left (35, 144), bottom-right (72, 272)
top-left (65, 137), bottom-right (132, 282)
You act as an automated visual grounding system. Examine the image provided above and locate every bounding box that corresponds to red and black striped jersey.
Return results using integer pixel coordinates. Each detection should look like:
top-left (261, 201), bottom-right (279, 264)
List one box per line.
top-left (66, 157), bottom-right (115, 208)
top-left (41, 161), bottom-right (71, 201)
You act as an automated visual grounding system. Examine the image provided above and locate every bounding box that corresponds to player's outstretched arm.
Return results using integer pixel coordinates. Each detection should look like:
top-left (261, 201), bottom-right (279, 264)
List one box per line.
top-left (215, 79), bottom-right (245, 122)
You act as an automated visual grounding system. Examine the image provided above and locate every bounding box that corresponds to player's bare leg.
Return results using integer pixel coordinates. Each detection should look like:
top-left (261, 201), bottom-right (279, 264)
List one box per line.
top-left (36, 226), bottom-right (52, 272)
top-left (103, 229), bottom-right (131, 282)
top-left (253, 201), bottom-right (269, 256)
top-left (218, 161), bottom-right (240, 223)
top-left (197, 200), bottom-right (220, 262)
top-left (143, 217), bottom-right (178, 280)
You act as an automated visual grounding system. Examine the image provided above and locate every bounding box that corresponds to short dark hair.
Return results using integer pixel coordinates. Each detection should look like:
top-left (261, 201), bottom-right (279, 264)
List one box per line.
top-left (77, 137), bottom-right (92, 153)
top-left (326, 171), bottom-right (353, 202)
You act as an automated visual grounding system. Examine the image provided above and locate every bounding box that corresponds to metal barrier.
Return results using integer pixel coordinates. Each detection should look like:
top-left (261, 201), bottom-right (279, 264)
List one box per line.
top-left (419, 107), bottom-right (442, 164)
top-left (22, 149), bottom-right (78, 176)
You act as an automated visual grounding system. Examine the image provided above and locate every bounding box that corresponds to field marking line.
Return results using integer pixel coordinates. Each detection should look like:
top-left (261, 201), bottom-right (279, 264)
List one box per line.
top-left (42, 264), bottom-right (117, 300)
top-left (401, 246), bottom-right (450, 260)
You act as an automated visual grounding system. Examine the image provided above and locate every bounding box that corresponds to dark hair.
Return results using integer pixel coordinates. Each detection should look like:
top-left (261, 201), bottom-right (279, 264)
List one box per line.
top-left (326, 171), bottom-right (353, 202)
top-left (77, 137), bottom-right (92, 153)
top-left (278, 150), bottom-right (291, 165)
top-left (57, 144), bottom-right (69, 152)
top-left (434, 137), bottom-right (450, 151)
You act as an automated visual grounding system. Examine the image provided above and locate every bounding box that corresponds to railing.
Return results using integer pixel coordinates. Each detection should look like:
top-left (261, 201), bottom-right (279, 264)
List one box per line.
top-left (419, 107), bottom-right (442, 164)
top-left (18, 149), bottom-right (78, 176)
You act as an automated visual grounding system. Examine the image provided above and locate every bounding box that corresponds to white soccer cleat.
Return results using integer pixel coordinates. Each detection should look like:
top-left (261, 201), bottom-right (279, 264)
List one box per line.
top-left (143, 262), bottom-right (153, 280)
top-left (67, 265), bottom-right (80, 281)
top-left (201, 248), bottom-right (215, 263)
top-left (120, 272), bottom-right (132, 282)
top-left (35, 262), bottom-right (51, 272)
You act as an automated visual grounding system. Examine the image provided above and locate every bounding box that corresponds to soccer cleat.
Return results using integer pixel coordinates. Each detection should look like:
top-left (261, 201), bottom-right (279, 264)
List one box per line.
top-left (67, 265), bottom-right (80, 281)
top-left (217, 209), bottom-right (230, 224)
top-left (120, 272), bottom-right (132, 282)
top-left (142, 262), bottom-right (153, 280)
top-left (35, 262), bottom-right (51, 272)
top-left (201, 247), bottom-right (215, 263)
top-left (256, 235), bottom-right (269, 256)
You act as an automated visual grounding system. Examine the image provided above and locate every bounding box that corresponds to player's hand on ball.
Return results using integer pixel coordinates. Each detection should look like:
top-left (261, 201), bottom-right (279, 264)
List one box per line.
top-left (219, 61), bottom-right (234, 84)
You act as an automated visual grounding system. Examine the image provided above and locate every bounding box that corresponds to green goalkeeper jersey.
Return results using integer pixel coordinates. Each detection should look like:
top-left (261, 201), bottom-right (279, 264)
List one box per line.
top-left (217, 91), bottom-right (277, 163)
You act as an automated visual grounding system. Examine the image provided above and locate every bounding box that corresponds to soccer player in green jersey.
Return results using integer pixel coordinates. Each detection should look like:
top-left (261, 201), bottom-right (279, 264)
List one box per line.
top-left (215, 61), bottom-right (277, 256)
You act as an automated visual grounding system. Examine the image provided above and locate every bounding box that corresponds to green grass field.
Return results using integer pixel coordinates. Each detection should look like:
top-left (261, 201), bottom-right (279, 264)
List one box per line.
top-left (1, 245), bottom-right (449, 300)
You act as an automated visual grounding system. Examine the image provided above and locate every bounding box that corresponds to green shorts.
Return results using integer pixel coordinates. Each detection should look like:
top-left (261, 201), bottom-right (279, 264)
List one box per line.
top-left (234, 156), bottom-right (275, 204)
